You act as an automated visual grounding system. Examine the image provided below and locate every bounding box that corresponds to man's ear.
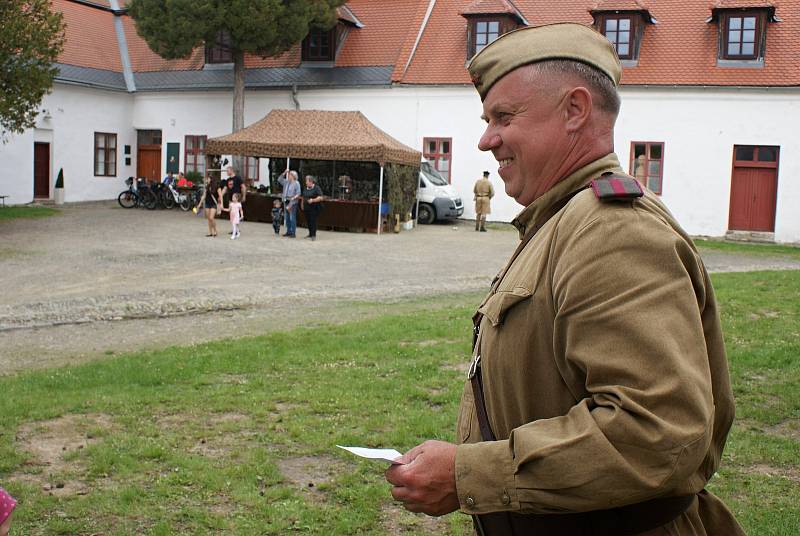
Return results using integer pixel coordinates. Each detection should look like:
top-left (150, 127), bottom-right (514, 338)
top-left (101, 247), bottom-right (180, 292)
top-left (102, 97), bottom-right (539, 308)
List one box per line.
top-left (563, 86), bottom-right (593, 133)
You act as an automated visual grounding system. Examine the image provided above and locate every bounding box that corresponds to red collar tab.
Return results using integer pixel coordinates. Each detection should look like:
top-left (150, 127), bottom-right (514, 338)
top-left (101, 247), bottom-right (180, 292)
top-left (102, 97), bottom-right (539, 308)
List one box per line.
top-left (590, 174), bottom-right (644, 201)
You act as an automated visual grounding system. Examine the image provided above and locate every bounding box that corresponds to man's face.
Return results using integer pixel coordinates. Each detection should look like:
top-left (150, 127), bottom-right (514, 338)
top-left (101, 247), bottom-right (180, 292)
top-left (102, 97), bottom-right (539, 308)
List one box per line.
top-left (226, 167), bottom-right (234, 177)
top-left (306, 178), bottom-right (313, 188)
top-left (478, 67), bottom-right (569, 206)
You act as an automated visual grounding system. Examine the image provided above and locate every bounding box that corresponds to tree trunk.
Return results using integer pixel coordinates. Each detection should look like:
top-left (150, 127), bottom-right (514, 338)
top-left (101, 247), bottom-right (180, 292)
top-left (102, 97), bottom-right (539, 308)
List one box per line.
top-left (232, 48), bottom-right (245, 174)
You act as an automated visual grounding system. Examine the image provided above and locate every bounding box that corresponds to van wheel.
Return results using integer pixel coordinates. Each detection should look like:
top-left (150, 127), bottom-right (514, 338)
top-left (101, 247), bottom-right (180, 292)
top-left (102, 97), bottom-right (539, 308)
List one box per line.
top-left (417, 203), bottom-right (435, 224)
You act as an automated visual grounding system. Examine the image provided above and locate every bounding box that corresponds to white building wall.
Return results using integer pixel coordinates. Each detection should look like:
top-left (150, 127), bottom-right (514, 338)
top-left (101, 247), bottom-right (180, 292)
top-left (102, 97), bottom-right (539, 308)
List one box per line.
top-left (0, 130), bottom-right (35, 205)
top-left (289, 85), bottom-right (800, 243)
top-left (617, 87), bottom-right (800, 244)
top-left (4, 82), bottom-right (798, 242)
top-left (0, 84), bottom-right (134, 204)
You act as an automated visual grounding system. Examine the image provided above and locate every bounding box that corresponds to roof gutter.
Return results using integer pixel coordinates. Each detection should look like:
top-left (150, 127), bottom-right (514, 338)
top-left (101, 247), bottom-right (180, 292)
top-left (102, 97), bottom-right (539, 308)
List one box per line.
top-left (402, 0), bottom-right (436, 80)
top-left (109, 0), bottom-right (136, 92)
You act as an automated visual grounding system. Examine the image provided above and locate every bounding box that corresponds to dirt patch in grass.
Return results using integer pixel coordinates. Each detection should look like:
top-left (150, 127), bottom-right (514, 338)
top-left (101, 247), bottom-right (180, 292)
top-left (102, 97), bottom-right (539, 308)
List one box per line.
top-left (380, 503), bottom-right (450, 535)
top-left (277, 455), bottom-right (346, 502)
top-left (441, 362), bottom-right (470, 374)
top-left (744, 463), bottom-right (800, 482)
top-left (765, 419), bottom-right (800, 441)
top-left (11, 413), bottom-right (114, 496)
top-left (216, 374), bottom-right (250, 385)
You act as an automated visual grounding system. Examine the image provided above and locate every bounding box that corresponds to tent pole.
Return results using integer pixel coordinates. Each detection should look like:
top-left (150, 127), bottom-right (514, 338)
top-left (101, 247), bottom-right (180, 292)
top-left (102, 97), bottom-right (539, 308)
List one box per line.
top-left (377, 165), bottom-right (384, 236)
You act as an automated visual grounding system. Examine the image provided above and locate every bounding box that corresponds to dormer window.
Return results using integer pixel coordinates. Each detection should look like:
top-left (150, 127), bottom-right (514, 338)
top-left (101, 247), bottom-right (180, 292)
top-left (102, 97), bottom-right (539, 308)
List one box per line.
top-left (720, 11), bottom-right (765, 60)
top-left (593, 11), bottom-right (652, 62)
top-left (460, 0), bottom-right (528, 60)
top-left (205, 31), bottom-right (232, 64)
top-left (711, 7), bottom-right (775, 65)
top-left (302, 28), bottom-right (335, 62)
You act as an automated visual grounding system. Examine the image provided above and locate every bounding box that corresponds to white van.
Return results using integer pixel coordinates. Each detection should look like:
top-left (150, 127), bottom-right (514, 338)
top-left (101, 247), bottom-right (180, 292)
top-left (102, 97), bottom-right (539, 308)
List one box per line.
top-left (415, 160), bottom-right (463, 224)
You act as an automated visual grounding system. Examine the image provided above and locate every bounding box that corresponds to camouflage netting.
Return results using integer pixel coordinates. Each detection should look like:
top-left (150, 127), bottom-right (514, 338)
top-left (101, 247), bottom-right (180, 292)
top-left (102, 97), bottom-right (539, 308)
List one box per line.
top-left (385, 163), bottom-right (419, 222)
top-left (206, 109), bottom-right (421, 167)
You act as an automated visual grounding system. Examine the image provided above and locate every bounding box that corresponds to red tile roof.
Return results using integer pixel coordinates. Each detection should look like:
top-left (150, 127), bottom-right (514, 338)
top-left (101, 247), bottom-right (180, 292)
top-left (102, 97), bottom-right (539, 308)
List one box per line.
top-left (122, 15), bottom-right (205, 72)
top-left (55, 0), bottom-right (122, 72)
top-left (401, 0), bottom-right (800, 87)
top-left (54, 0), bottom-right (800, 87)
top-left (460, 0), bottom-right (525, 18)
top-left (590, 0), bottom-right (650, 11)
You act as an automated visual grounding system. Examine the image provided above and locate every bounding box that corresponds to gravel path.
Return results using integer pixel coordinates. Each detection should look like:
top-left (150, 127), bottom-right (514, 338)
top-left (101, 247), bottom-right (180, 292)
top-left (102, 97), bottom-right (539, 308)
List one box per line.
top-left (1, 202), bottom-right (798, 373)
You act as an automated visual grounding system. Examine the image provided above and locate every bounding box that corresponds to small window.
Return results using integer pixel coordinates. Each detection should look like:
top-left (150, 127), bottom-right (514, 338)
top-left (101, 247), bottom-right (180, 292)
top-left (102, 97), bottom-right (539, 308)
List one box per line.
top-left (206, 31), bottom-right (233, 64)
top-left (474, 19), bottom-right (500, 55)
top-left (720, 11), bottom-right (765, 60)
top-left (184, 135), bottom-right (207, 175)
top-left (302, 28), bottom-right (335, 61)
top-left (244, 156), bottom-right (259, 181)
top-left (94, 132), bottom-right (117, 177)
top-left (630, 142), bottom-right (664, 194)
top-left (733, 145), bottom-right (779, 168)
top-left (596, 14), bottom-right (643, 60)
top-left (423, 137), bottom-right (452, 183)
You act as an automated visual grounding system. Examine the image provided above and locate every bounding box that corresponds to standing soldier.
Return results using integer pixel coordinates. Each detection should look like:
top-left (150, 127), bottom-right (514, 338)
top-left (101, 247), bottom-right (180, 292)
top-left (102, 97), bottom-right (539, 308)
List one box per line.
top-left (473, 170), bottom-right (495, 232)
top-left (386, 23), bottom-right (743, 536)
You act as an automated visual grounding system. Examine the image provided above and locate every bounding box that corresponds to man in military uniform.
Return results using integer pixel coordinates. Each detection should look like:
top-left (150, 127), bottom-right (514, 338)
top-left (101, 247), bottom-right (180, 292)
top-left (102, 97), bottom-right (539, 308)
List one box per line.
top-left (474, 171), bottom-right (495, 231)
top-left (385, 23), bottom-right (743, 535)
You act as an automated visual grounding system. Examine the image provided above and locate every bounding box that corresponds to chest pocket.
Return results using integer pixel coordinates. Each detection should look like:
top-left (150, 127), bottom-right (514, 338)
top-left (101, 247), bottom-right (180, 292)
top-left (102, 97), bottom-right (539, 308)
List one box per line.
top-left (477, 287), bottom-right (534, 327)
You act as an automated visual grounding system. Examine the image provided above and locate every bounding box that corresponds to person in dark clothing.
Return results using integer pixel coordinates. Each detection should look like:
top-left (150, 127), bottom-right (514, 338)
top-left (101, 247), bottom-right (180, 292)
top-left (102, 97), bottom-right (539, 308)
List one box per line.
top-left (301, 175), bottom-right (324, 241)
top-left (195, 176), bottom-right (218, 237)
top-left (271, 199), bottom-right (283, 236)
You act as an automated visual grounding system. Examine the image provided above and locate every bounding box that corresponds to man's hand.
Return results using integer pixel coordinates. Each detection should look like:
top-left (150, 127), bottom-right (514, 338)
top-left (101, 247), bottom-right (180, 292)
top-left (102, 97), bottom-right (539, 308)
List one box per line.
top-left (384, 440), bottom-right (460, 517)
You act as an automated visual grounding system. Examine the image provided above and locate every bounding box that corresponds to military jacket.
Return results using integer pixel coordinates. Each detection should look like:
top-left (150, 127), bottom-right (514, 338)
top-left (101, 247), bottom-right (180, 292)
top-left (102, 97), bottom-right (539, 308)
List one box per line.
top-left (474, 178), bottom-right (495, 198)
top-left (454, 154), bottom-right (743, 534)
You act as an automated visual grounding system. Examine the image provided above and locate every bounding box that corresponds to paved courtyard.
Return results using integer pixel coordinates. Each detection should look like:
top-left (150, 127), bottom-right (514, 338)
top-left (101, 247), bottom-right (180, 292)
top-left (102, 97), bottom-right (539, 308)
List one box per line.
top-left (2, 202), bottom-right (799, 373)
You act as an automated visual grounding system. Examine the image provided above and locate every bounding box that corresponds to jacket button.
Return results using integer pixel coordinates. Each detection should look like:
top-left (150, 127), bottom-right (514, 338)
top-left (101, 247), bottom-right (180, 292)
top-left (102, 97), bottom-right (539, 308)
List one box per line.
top-left (502, 493), bottom-right (511, 505)
top-left (466, 496), bottom-right (475, 507)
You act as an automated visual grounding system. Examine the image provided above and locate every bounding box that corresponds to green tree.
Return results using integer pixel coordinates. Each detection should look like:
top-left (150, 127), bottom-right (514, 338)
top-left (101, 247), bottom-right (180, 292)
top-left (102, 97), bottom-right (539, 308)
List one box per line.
top-left (128, 0), bottom-right (345, 168)
top-left (0, 0), bottom-right (65, 140)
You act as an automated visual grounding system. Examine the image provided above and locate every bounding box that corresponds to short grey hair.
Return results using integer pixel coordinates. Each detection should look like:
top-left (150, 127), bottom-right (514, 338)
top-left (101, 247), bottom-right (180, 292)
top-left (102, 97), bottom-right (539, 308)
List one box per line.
top-left (529, 60), bottom-right (620, 116)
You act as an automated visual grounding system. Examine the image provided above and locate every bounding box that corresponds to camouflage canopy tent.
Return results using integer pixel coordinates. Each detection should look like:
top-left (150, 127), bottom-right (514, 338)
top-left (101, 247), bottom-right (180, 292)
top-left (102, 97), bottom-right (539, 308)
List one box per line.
top-left (206, 110), bottom-right (422, 233)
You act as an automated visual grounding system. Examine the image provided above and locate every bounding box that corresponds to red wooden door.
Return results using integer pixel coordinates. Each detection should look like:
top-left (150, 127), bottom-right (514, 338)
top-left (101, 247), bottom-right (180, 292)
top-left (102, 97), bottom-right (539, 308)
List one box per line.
top-left (137, 145), bottom-right (161, 182)
top-left (34, 142), bottom-right (50, 198)
top-left (728, 145), bottom-right (778, 232)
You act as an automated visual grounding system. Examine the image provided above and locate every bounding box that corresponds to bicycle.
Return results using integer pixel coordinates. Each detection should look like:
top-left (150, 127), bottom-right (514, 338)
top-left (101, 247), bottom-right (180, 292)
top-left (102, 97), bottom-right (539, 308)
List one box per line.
top-left (117, 177), bottom-right (137, 208)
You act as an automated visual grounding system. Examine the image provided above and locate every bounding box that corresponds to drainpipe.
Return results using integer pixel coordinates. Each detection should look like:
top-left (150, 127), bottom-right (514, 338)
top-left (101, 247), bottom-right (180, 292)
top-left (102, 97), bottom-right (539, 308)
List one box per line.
top-left (291, 85), bottom-right (300, 110)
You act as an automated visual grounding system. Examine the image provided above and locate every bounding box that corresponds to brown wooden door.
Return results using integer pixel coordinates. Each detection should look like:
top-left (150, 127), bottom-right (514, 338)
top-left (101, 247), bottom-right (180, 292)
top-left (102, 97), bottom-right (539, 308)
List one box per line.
top-left (34, 142), bottom-right (50, 198)
top-left (137, 144), bottom-right (161, 182)
top-left (728, 145), bottom-right (779, 232)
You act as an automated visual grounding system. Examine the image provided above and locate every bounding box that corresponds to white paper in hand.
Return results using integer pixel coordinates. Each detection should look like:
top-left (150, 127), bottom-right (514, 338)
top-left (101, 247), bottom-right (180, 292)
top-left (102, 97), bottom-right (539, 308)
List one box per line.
top-left (336, 445), bottom-right (405, 464)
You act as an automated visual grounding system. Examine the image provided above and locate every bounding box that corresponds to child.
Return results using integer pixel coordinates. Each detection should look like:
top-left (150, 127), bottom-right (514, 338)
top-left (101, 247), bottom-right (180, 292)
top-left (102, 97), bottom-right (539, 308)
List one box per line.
top-left (0, 488), bottom-right (16, 536)
top-left (271, 199), bottom-right (283, 236)
top-left (223, 192), bottom-right (244, 240)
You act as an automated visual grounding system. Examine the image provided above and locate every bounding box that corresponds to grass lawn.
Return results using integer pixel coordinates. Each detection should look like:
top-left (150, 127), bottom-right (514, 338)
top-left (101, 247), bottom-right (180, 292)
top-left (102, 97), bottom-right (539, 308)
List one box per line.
top-left (0, 206), bottom-right (59, 222)
top-left (1, 272), bottom-right (798, 535)
top-left (695, 238), bottom-right (800, 260)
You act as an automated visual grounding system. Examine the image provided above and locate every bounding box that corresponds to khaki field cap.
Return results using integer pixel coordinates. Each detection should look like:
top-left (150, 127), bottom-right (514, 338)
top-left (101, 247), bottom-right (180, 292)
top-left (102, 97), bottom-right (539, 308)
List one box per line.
top-left (468, 22), bottom-right (622, 100)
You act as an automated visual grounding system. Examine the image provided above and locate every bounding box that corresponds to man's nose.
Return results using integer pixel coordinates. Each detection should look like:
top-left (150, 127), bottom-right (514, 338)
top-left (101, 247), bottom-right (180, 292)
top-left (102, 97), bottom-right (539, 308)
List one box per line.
top-left (478, 130), bottom-right (501, 152)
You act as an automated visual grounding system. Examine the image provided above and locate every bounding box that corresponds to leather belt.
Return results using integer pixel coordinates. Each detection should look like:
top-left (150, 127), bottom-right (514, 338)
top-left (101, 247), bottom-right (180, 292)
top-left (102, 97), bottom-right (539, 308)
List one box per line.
top-left (473, 494), bottom-right (694, 536)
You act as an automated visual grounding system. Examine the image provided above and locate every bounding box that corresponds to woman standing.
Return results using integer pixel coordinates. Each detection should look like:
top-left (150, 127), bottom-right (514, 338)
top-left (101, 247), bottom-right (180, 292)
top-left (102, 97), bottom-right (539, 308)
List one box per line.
top-left (195, 175), bottom-right (218, 237)
top-left (301, 175), bottom-right (324, 241)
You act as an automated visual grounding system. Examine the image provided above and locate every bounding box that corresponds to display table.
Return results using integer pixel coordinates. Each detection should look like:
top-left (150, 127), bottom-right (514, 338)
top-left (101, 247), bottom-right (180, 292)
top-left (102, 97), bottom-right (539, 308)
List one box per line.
top-left (242, 193), bottom-right (384, 232)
